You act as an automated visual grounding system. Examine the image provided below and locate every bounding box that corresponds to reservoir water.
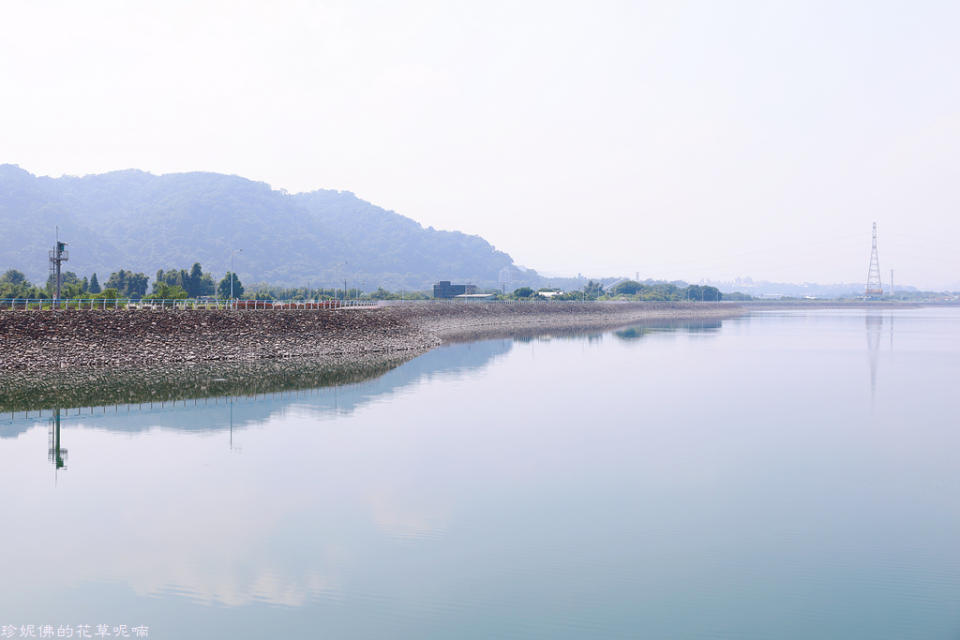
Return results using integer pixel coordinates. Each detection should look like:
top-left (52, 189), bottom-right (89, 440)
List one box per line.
top-left (2, 307), bottom-right (959, 638)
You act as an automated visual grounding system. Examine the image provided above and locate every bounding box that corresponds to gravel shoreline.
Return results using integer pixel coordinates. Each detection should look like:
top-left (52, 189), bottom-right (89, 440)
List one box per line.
top-left (385, 300), bottom-right (743, 342)
top-left (0, 301), bottom-right (744, 373)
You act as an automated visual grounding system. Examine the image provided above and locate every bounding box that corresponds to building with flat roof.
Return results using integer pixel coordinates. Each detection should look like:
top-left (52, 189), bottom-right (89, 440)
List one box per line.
top-left (433, 281), bottom-right (477, 298)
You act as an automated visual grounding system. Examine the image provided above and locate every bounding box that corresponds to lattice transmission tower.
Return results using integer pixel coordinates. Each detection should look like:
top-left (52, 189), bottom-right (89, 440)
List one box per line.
top-left (865, 222), bottom-right (883, 297)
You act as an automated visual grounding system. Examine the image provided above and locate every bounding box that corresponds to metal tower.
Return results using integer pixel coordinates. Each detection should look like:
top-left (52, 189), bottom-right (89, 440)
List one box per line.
top-left (865, 222), bottom-right (882, 297)
top-left (48, 229), bottom-right (69, 304)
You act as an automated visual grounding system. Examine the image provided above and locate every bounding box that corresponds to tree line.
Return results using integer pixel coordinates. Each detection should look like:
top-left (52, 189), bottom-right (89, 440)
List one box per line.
top-left (2, 268), bottom-right (737, 303)
top-left (0, 263), bottom-right (245, 300)
top-left (506, 280), bottom-right (725, 301)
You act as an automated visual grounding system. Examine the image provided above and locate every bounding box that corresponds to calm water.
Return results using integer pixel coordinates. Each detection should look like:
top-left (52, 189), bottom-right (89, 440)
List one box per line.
top-left (2, 308), bottom-right (960, 638)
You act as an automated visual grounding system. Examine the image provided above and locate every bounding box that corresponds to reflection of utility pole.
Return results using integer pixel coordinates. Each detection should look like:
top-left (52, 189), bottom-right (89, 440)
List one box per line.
top-left (226, 396), bottom-right (243, 453)
top-left (48, 408), bottom-right (68, 482)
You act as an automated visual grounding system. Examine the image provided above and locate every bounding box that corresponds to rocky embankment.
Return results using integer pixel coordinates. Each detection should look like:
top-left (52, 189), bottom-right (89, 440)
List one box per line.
top-left (0, 308), bottom-right (434, 372)
top-left (0, 301), bottom-right (743, 372)
top-left (382, 300), bottom-right (742, 342)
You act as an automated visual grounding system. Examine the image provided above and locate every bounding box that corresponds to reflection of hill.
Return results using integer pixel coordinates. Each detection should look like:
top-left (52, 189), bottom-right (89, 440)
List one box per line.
top-left (0, 340), bottom-right (513, 437)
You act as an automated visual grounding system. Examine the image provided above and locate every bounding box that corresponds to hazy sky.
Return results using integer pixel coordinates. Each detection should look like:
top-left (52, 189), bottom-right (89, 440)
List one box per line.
top-left (1, 0), bottom-right (958, 287)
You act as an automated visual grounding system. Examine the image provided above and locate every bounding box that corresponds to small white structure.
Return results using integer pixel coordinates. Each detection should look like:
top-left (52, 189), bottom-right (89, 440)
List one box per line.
top-left (453, 293), bottom-right (497, 300)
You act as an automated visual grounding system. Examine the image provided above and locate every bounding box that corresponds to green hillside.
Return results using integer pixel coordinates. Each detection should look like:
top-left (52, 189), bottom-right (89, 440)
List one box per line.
top-left (0, 164), bottom-right (528, 290)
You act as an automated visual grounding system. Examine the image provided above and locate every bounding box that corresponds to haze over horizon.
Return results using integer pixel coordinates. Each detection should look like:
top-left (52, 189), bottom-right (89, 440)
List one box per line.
top-left (2, 1), bottom-right (958, 289)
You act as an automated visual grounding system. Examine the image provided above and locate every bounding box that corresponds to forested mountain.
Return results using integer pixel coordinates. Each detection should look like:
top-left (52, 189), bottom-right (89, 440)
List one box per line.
top-left (0, 164), bottom-right (531, 289)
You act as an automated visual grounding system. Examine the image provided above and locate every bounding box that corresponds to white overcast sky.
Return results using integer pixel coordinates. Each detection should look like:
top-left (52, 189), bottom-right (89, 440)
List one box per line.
top-left (1, 0), bottom-right (958, 288)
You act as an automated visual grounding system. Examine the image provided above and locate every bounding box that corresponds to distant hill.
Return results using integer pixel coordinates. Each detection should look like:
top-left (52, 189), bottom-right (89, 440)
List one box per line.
top-left (0, 164), bottom-right (534, 290)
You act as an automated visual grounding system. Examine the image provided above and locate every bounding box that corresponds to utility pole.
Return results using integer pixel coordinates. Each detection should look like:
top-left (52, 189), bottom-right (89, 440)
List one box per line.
top-left (890, 269), bottom-right (895, 297)
top-left (49, 228), bottom-right (69, 307)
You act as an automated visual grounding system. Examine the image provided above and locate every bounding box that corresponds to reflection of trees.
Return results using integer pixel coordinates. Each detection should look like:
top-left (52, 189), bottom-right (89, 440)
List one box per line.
top-left (1, 339), bottom-right (516, 420)
top-left (614, 319), bottom-right (723, 341)
top-left (0, 355), bottom-right (415, 414)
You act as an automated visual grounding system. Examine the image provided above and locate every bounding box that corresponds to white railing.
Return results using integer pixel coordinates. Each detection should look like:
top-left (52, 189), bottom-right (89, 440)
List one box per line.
top-left (0, 297), bottom-right (722, 310)
top-left (0, 298), bottom-right (373, 311)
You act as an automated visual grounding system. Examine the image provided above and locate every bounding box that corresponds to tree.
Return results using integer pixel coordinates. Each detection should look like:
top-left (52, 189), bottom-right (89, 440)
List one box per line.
top-left (582, 280), bottom-right (604, 299)
top-left (218, 272), bottom-right (244, 298)
top-left (0, 269), bottom-right (27, 286)
top-left (513, 287), bottom-right (535, 298)
top-left (88, 273), bottom-right (101, 294)
top-left (683, 285), bottom-right (721, 302)
top-left (187, 263), bottom-right (215, 297)
top-left (0, 270), bottom-right (39, 299)
top-left (612, 280), bottom-right (644, 296)
top-left (155, 263), bottom-right (215, 297)
top-left (106, 269), bottom-right (149, 298)
top-left (59, 282), bottom-right (82, 298)
top-left (369, 287), bottom-right (398, 300)
top-left (46, 271), bottom-right (81, 295)
top-left (145, 282), bottom-right (188, 299)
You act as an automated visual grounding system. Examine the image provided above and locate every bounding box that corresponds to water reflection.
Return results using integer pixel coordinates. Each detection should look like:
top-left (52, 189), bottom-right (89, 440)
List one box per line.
top-left (2, 309), bottom-right (960, 639)
top-left (48, 408), bottom-right (67, 473)
top-left (866, 314), bottom-right (883, 403)
top-left (0, 355), bottom-right (416, 415)
top-left (2, 318), bottom-right (723, 426)
top-left (1, 340), bottom-right (515, 437)
top-left (614, 318), bottom-right (723, 341)
top-left (4, 321), bottom-right (725, 481)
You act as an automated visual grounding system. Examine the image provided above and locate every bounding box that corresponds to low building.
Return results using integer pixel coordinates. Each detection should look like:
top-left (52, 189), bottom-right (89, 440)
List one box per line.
top-left (433, 281), bottom-right (477, 298)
